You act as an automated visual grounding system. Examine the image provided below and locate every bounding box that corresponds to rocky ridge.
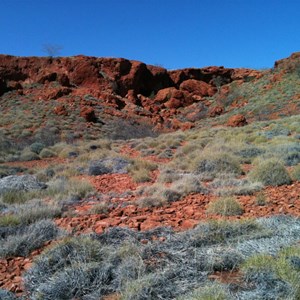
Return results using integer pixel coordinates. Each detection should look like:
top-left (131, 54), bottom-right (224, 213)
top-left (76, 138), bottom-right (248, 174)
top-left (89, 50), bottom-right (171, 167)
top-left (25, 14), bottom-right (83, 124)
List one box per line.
top-left (0, 55), bottom-right (262, 132)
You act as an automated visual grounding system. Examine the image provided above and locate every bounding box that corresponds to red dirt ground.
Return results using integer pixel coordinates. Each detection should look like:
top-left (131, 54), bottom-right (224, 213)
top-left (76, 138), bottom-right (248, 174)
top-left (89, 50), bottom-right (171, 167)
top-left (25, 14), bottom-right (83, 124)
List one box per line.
top-left (1, 153), bottom-right (300, 296)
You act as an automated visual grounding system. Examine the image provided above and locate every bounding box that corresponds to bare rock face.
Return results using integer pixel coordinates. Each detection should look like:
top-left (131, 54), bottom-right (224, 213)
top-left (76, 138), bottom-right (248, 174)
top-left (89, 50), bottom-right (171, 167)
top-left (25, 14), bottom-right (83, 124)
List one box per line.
top-left (0, 54), bottom-right (263, 132)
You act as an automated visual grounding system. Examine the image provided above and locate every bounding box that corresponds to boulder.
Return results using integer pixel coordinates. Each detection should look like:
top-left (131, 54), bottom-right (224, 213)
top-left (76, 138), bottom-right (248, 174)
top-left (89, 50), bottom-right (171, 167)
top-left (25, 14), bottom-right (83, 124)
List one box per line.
top-left (227, 114), bottom-right (248, 127)
top-left (179, 79), bottom-right (216, 97)
top-left (154, 87), bottom-right (178, 103)
top-left (0, 175), bottom-right (47, 195)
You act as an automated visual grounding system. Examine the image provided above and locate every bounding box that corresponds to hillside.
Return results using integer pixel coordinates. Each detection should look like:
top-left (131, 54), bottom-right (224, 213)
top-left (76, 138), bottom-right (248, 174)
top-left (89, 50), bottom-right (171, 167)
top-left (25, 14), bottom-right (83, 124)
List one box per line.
top-left (0, 52), bottom-right (300, 299)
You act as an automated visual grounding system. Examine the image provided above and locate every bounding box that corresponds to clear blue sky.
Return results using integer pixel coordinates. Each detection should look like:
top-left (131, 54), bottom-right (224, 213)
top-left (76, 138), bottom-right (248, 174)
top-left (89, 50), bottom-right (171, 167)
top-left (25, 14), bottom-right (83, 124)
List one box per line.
top-left (1, 0), bottom-right (300, 69)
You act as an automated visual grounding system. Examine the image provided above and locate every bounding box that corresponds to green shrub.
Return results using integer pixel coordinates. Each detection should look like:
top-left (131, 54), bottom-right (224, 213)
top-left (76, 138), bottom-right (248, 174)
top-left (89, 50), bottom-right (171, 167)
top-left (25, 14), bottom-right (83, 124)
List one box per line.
top-left (0, 190), bottom-right (40, 204)
top-left (158, 168), bottom-right (182, 183)
top-left (30, 142), bottom-right (45, 154)
top-left (20, 150), bottom-right (40, 161)
top-left (39, 148), bottom-right (57, 158)
top-left (0, 214), bottom-right (21, 226)
top-left (128, 158), bottom-right (157, 183)
top-left (241, 247), bottom-right (300, 299)
top-left (6, 200), bottom-right (63, 225)
top-left (207, 197), bottom-right (244, 216)
top-left (45, 178), bottom-right (94, 200)
top-left (194, 152), bottom-right (242, 178)
top-left (0, 220), bottom-right (61, 258)
top-left (249, 158), bottom-right (292, 186)
top-left (171, 175), bottom-right (208, 195)
top-left (133, 169), bottom-right (152, 183)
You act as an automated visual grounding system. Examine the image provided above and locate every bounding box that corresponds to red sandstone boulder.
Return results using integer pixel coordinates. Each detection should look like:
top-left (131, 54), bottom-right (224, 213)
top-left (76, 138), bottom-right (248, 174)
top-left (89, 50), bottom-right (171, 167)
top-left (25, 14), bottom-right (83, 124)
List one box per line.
top-left (154, 87), bottom-right (178, 103)
top-left (227, 114), bottom-right (247, 127)
top-left (179, 79), bottom-right (216, 97)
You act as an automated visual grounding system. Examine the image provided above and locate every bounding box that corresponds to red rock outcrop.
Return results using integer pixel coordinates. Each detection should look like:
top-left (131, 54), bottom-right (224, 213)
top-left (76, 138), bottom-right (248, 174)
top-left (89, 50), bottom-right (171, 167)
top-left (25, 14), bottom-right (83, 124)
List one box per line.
top-left (179, 79), bottom-right (216, 97)
top-left (227, 114), bottom-right (248, 127)
top-left (0, 54), bottom-right (263, 131)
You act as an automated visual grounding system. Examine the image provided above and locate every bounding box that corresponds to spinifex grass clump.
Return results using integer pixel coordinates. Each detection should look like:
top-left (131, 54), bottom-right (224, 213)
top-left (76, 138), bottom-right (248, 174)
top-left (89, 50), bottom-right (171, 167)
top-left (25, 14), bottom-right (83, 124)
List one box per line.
top-left (128, 158), bottom-right (157, 183)
top-left (177, 283), bottom-right (229, 300)
top-left (22, 216), bottom-right (300, 300)
top-left (249, 158), bottom-right (292, 186)
top-left (241, 245), bottom-right (300, 299)
top-left (194, 152), bottom-right (242, 179)
top-left (0, 220), bottom-right (62, 258)
top-left (206, 197), bottom-right (244, 216)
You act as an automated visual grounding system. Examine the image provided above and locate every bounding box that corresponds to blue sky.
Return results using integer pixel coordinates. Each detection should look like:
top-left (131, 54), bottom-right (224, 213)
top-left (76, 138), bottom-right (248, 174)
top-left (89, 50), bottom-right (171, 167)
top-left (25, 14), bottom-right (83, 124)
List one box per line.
top-left (1, 0), bottom-right (300, 69)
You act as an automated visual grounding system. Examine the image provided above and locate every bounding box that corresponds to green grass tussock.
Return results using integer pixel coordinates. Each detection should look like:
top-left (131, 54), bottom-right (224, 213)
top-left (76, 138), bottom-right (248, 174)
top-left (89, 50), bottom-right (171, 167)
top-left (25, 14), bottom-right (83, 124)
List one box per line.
top-left (249, 158), bottom-right (292, 186)
top-left (206, 197), bottom-right (244, 216)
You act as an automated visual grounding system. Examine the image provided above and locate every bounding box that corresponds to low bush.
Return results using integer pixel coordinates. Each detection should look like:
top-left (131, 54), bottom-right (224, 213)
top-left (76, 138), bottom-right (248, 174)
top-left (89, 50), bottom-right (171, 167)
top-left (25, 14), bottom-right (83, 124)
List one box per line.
top-left (241, 246), bottom-right (300, 299)
top-left (24, 236), bottom-right (145, 299)
top-left (132, 169), bottom-right (152, 183)
top-left (171, 175), bottom-right (208, 195)
top-left (255, 191), bottom-right (268, 206)
top-left (194, 152), bottom-right (242, 179)
top-left (209, 176), bottom-right (262, 196)
top-left (158, 168), bottom-right (182, 183)
top-left (136, 182), bottom-right (183, 206)
top-left (137, 197), bottom-right (167, 208)
top-left (30, 142), bottom-right (45, 154)
top-left (0, 190), bottom-right (40, 204)
top-left (19, 150), bottom-right (40, 161)
top-left (206, 197), bottom-right (244, 216)
top-left (45, 178), bottom-right (94, 201)
top-left (39, 148), bottom-right (57, 158)
top-left (0, 214), bottom-right (21, 227)
top-left (1, 199), bottom-right (62, 226)
top-left (88, 202), bottom-right (110, 214)
top-left (0, 220), bottom-right (62, 258)
top-left (128, 158), bottom-right (157, 183)
top-left (178, 283), bottom-right (229, 300)
top-left (249, 158), bottom-right (292, 186)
